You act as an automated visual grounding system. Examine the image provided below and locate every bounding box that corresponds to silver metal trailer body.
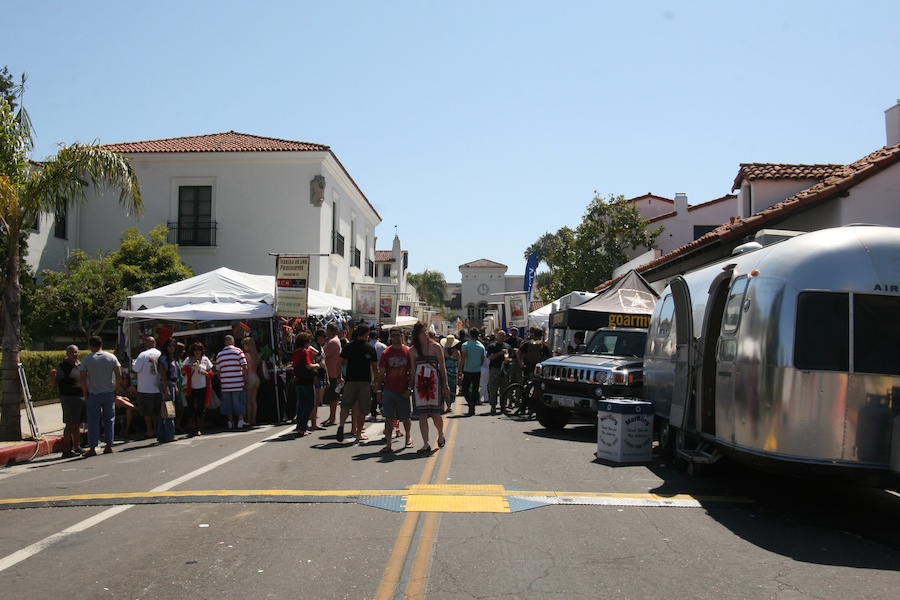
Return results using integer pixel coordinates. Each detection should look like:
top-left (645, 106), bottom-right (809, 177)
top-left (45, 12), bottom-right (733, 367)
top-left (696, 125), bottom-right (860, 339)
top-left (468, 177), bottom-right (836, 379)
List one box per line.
top-left (645, 225), bottom-right (900, 482)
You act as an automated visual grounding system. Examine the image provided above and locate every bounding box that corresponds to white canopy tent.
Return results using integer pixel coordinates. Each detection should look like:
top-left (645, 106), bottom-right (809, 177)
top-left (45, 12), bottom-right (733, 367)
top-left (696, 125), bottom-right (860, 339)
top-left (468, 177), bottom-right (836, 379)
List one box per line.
top-left (119, 267), bottom-right (350, 322)
top-left (527, 302), bottom-right (553, 332)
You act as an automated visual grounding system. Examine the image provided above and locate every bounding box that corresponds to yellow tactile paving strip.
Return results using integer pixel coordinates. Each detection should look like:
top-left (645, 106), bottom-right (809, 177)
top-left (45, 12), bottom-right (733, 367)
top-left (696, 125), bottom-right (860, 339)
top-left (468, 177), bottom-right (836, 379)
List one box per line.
top-left (403, 484), bottom-right (510, 513)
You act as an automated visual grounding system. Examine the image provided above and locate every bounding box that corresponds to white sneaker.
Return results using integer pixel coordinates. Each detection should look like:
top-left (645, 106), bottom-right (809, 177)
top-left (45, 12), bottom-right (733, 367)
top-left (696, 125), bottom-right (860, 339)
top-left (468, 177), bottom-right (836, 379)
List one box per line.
top-left (237, 419), bottom-right (247, 429)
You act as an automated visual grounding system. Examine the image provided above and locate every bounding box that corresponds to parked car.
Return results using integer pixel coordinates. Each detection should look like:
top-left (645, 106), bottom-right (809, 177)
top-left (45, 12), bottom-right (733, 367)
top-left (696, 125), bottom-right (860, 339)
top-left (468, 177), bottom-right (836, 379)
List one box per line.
top-left (534, 327), bottom-right (647, 429)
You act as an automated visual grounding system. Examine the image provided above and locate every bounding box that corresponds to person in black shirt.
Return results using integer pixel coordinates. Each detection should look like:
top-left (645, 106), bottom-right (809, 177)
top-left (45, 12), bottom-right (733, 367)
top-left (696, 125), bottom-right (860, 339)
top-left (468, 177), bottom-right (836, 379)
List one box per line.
top-left (51, 345), bottom-right (84, 458)
top-left (337, 324), bottom-right (379, 443)
top-left (486, 330), bottom-right (512, 414)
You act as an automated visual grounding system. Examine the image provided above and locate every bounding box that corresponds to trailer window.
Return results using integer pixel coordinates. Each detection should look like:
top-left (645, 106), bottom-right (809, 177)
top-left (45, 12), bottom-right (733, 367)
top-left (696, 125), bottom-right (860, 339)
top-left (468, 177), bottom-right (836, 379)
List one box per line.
top-left (655, 295), bottom-right (674, 337)
top-left (722, 277), bottom-right (749, 334)
top-left (795, 292), bottom-right (849, 371)
top-left (854, 294), bottom-right (900, 375)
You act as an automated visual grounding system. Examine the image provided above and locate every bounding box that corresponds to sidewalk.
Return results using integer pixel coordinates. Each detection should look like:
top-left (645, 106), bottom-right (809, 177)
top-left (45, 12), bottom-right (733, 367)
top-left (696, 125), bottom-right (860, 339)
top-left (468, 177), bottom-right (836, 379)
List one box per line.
top-left (0, 401), bottom-right (66, 467)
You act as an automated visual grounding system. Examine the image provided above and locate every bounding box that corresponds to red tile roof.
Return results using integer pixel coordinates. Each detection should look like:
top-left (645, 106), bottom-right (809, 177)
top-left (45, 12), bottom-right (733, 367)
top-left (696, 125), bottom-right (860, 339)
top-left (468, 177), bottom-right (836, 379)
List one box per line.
top-left (731, 163), bottom-right (843, 191)
top-left (374, 250), bottom-right (407, 262)
top-left (104, 131), bottom-right (329, 153)
top-left (459, 258), bottom-right (507, 269)
top-left (103, 131), bottom-right (380, 221)
top-left (599, 143), bottom-right (900, 291)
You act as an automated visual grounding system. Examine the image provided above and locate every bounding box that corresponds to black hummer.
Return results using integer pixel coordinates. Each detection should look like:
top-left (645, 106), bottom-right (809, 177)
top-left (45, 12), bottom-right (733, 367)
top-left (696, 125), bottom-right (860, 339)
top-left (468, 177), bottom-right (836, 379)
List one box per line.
top-left (533, 327), bottom-right (647, 430)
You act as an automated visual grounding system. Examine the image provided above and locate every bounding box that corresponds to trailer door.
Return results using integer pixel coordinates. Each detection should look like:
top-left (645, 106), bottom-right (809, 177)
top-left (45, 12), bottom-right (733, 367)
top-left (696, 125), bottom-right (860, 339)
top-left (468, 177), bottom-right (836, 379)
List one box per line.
top-left (669, 276), bottom-right (693, 430)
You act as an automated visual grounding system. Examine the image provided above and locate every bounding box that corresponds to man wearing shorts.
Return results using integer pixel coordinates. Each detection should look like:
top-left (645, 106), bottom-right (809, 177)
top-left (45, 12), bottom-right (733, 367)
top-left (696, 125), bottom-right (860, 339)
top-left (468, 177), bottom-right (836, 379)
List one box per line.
top-left (216, 335), bottom-right (248, 429)
top-left (321, 323), bottom-right (343, 427)
top-left (336, 323), bottom-right (378, 443)
top-left (132, 336), bottom-right (162, 438)
top-left (375, 327), bottom-right (412, 452)
top-left (52, 345), bottom-right (83, 458)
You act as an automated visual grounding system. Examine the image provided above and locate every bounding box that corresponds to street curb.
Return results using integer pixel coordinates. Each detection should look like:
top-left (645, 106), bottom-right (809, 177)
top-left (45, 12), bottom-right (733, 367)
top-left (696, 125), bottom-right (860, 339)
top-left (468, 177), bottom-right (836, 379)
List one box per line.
top-left (0, 435), bottom-right (65, 467)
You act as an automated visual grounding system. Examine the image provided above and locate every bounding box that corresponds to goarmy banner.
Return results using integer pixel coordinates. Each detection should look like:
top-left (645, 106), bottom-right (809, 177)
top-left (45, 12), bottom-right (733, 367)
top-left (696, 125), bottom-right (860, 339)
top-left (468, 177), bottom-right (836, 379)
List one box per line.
top-left (275, 255), bottom-right (309, 318)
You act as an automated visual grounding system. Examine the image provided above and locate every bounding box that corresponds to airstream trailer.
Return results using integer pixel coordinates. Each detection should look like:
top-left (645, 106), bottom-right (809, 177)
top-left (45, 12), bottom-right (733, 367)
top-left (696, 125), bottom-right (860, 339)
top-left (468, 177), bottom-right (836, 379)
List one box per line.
top-left (645, 225), bottom-right (900, 484)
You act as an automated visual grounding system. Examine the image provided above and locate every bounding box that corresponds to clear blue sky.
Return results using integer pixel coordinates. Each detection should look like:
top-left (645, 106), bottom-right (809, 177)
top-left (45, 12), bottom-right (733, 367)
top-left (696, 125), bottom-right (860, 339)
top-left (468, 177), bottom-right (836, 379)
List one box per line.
top-left (5, 1), bottom-right (900, 283)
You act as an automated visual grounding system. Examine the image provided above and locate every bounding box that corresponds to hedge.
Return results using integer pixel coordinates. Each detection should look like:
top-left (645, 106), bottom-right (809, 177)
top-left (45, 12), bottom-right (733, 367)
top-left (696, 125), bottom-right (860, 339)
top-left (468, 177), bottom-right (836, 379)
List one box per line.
top-left (1, 350), bottom-right (71, 403)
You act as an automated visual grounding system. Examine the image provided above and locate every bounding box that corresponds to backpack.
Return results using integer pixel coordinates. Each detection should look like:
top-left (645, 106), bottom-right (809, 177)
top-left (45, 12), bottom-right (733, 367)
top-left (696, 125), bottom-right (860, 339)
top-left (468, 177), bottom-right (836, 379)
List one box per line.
top-left (525, 340), bottom-right (545, 367)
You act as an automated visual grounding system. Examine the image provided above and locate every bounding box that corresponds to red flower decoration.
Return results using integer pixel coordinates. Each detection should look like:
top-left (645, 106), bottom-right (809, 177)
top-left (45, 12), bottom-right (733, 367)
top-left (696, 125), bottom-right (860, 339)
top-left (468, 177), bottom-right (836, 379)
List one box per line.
top-left (416, 369), bottom-right (437, 401)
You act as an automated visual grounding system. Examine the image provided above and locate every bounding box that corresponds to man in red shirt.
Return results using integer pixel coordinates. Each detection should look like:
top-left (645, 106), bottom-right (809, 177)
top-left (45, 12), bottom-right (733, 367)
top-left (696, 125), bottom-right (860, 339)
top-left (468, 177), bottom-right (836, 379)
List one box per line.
top-left (375, 327), bottom-right (412, 453)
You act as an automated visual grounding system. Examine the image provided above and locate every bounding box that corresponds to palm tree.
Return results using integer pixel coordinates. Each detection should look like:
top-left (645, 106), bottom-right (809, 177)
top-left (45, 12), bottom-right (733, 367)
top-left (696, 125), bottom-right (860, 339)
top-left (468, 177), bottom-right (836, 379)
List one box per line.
top-left (406, 269), bottom-right (448, 315)
top-left (0, 87), bottom-right (142, 440)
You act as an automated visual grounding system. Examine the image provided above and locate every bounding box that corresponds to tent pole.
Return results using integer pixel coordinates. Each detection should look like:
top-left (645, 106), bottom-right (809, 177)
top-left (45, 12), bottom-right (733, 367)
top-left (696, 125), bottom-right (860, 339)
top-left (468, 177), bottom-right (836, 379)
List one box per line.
top-left (269, 316), bottom-right (284, 423)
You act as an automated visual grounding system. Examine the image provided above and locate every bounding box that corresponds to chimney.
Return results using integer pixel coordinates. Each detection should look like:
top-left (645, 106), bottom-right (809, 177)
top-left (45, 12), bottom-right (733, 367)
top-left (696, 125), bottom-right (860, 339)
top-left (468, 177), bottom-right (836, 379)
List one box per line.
top-left (886, 100), bottom-right (900, 146)
top-left (674, 192), bottom-right (688, 214)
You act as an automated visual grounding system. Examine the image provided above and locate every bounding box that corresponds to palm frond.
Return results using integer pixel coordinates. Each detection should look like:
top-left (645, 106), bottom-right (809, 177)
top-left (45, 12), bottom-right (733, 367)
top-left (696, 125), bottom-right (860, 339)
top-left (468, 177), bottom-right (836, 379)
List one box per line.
top-left (26, 143), bottom-right (142, 216)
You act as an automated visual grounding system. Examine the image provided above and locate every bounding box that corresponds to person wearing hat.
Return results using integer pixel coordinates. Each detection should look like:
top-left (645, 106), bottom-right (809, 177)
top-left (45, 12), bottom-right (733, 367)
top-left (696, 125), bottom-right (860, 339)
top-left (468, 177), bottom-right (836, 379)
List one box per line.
top-left (441, 334), bottom-right (460, 413)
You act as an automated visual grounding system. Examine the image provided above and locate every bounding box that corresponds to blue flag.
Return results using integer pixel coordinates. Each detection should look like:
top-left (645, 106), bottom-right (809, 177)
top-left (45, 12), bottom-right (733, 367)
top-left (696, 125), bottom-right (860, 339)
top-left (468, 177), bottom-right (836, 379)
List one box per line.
top-left (524, 250), bottom-right (539, 304)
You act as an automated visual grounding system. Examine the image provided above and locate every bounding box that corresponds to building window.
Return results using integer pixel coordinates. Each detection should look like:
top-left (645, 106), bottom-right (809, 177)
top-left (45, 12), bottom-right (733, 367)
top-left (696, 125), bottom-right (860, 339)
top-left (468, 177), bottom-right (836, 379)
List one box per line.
top-left (54, 204), bottom-right (68, 239)
top-left (174, 185), bottom-right (216, 246)
top-left (466, 303), bottom-right (476, 324)
top-left (382, 264), bottom-right (391, 278)
top-left (331, 199), bottom-right (343, 256)
top-left (693, 225), bottom-right (717, 239)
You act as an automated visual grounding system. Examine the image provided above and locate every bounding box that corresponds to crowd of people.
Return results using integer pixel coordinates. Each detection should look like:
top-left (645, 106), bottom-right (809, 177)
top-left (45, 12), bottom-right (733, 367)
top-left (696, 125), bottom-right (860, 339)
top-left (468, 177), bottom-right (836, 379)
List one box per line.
top-left (49, 332), bottom-right (267, 458)
top-left (287, 322), bottom-right (556, 454)
top-left (49, 322), bottom-right (561, 459)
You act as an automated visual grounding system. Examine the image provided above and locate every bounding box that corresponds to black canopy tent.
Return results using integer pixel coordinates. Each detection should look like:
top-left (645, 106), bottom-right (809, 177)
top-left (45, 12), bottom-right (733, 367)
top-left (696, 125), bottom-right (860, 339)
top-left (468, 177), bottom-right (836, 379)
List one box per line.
top-left (554, 270), bottom-right (659, 330)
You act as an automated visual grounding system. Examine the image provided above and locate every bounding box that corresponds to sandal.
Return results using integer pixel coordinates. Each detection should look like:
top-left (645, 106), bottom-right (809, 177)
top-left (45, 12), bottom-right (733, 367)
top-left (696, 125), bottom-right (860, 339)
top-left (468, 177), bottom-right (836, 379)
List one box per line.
top-left (310, 425), bottom-right (326, 431)
top-left (321, 420), bottom-right (336, 427)
top-left (379, 446), bottom-right (393, 454)
top-left (418, 444), bottom-right (432, 454)
top-left (437, 436), bottom-right (446, 448)
top-left (405, 439), bottom-right (414, 449)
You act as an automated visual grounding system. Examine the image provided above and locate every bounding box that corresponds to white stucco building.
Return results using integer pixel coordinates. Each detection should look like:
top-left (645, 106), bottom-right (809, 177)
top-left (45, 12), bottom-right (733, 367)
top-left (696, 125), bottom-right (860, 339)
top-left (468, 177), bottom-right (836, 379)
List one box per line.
top-left (30, 131), bottom-right (380, 298)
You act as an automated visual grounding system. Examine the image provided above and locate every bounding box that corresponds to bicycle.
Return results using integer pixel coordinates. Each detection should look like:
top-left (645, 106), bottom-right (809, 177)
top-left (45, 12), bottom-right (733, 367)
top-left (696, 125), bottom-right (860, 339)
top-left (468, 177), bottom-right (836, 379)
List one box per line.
top-left (501, 375), bottom-right (539, 418)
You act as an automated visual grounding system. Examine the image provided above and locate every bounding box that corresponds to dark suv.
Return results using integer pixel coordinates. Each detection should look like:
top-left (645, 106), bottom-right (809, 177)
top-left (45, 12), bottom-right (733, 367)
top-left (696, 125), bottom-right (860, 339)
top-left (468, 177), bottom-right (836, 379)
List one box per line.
top-left (533, 327), bottom-right (647, 430)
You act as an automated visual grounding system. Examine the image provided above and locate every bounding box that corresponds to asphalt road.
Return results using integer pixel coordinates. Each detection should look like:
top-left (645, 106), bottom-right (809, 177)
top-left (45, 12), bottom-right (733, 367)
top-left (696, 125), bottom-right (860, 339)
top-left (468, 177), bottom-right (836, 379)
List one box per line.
top-left (0, 400), bottom-right (898, 600)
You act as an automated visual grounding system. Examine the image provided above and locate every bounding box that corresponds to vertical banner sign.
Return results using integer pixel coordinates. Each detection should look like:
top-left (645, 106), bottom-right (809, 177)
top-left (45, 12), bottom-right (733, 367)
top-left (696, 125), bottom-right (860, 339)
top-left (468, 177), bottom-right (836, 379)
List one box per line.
top-left (524, 250), bottom-right (539, 305)
top-left (352, 282), bottom-right (380, 324)
top-left (380, 293), bottom-right (397, 323)
top-left (505, 292), bottom-right (528, 328)
top-left (276, 255), bottom-right (310, 318)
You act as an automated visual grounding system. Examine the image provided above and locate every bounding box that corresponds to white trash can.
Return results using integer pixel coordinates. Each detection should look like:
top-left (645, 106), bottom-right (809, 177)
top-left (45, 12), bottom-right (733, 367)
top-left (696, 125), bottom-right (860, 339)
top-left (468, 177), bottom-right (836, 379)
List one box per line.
top-left (596, 398), bottom-right (654, 464)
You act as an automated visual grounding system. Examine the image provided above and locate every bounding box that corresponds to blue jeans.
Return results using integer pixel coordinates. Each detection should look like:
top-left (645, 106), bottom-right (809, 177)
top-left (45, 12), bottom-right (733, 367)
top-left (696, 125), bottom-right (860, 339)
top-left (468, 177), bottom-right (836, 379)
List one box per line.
top-left (294, 383), bottom-right (315, 432)
top-left (87, 391), bottom-right (115, 448)
top-left (158, 382), bottom-right (176, 443)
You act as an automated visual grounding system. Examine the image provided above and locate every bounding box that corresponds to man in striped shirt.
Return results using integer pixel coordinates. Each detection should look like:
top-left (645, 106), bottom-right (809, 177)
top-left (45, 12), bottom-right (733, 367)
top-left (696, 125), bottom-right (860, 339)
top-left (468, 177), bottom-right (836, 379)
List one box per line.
top-left (216, 335), bottom-right (249, 429)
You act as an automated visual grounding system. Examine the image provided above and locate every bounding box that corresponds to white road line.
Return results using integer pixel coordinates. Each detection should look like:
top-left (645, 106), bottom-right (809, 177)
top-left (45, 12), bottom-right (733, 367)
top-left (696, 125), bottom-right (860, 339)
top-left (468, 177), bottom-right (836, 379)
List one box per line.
top-left (0, 426), bottom-right (291, 573)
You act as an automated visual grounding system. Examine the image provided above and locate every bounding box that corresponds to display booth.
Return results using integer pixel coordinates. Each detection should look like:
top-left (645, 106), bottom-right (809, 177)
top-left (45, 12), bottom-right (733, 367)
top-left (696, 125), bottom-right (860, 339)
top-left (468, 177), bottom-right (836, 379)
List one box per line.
top-left (118, 267), bottom-right (351, 426)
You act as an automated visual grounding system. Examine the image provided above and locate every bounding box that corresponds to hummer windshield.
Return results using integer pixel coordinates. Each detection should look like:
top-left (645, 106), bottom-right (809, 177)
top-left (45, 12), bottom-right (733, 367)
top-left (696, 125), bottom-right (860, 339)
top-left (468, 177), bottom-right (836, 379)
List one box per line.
top-left (583, 330), bottom-right (646, 358)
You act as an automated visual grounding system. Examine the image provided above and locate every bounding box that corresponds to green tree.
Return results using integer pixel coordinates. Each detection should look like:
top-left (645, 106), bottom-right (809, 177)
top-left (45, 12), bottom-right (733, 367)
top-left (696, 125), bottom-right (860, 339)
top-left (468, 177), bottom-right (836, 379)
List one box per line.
top-left (28, 250), bottom-right (127, 346)
top-left (110, 224), bottom-right (193, 293)
top-left (0, 87), bottom-right (141, 441)
top-left (530, 193), bottom-right (661, 300)
top-left (406, 269), bottom-right (448, 315)
top-left (0, 68), bottom-right (17, 111)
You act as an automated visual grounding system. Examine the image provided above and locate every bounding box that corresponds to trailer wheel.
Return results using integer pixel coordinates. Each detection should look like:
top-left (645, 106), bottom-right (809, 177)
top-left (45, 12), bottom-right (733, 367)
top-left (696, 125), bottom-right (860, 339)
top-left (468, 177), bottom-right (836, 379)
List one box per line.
top-left (535, 403), bottom-right (570, 430)
top-left (658, 420), bottom-right (676, 461)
